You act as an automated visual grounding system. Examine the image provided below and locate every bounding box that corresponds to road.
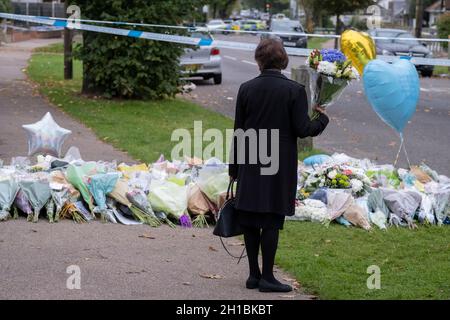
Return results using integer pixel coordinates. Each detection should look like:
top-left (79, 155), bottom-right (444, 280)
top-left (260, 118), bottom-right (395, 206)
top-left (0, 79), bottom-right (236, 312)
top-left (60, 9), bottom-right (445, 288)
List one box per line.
top-left (185, 34), bottom-right (450, 175)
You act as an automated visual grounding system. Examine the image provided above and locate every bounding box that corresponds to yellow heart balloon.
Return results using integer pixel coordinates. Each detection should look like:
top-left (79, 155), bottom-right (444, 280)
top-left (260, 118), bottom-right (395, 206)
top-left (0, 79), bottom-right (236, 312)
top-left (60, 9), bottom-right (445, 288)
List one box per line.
top-left (340, 30), bottom-right (376, 76)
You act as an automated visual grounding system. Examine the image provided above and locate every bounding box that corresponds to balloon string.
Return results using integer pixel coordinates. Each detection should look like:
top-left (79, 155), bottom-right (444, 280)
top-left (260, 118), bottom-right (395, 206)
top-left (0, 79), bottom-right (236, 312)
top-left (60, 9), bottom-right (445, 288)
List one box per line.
top-left (393, 134), bottom-right (404, 167)
top-left (401, 133), bottom-right (412, 168)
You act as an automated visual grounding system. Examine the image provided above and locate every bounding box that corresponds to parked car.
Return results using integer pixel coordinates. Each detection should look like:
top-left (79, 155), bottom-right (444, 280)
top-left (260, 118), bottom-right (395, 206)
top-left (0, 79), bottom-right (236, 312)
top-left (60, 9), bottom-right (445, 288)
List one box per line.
top-left (241, 19), bottom-right (258, 32)
top-left (263, 19), bottom-right (307, 48)
top-left (231, 20), bottom-right (242, 31)
top-left (206, 19), bottom-right (227, 31)
top-left (260, 12), bottom-right (270, 21)
top-left (272, 13), bottom-right (288, 20)
top-left (369, 28), bottom-right (434, 77)
top-left (180, 32), bottom-right (222, 85)
top-left (223, 19), bottom-right (233, 31)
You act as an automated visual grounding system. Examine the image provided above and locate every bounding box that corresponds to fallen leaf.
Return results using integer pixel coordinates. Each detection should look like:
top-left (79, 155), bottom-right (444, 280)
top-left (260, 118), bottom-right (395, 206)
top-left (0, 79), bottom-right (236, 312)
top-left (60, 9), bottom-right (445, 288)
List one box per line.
top-left (139, 234), bottom-right (155, 239)
top-left (424, 108), bottom-right (430, 112)
top-left (199, 273), bottom-right (223, 279)
top-left (279, 295), bottom-right (296, 298)
top-left (388, 141), bottom-right (397, 147)
top-left (304, 295), bottom-right (319, 300)
top-left (283, 277), bottom-right (296, 282)
top-left (208, 246), bottom-right (218, 252)
top-left (228, 241), bottom-right (244, 246)
top-left (325, 239), bottom-right (331, 243)
top-left (182, 282), bottom-right (191, 286)
top-left (31, 229), bottom-right (38, 233)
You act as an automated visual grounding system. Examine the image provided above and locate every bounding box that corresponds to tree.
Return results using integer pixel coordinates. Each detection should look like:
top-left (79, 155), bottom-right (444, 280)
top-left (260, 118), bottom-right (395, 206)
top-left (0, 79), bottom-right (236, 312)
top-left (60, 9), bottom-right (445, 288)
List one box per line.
top-left (0, 0), bottom-right (11, 44)
top-left (298, 0), bottom-right (326, 33)
top-left (317, 0), bottom-right (375, 47)
top-left (437, 12), bottom-right (450, 49)
top-left (208, 0), bottom-right (238, 18)
top-left (0, 0), bottom-right (11, 15)
top-left (242, 0), bottom-right (290, 13)
top-left (75, 0), bottom-right (205, 99)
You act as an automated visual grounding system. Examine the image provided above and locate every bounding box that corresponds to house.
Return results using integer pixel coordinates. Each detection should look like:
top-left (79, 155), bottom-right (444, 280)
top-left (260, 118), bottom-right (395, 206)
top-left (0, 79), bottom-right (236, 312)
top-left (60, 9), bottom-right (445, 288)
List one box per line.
top-left (377, 0), bottom-right (409, 26)
top-left (426, 0), bottom-right (450, 26)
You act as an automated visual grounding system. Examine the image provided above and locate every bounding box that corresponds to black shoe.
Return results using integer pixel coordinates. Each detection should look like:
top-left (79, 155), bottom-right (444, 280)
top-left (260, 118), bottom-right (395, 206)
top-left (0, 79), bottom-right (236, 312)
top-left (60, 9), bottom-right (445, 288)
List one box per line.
top-left (258, 279), bottom-right (293, 293)
top-left (246, 276), bottom-right (261, 289)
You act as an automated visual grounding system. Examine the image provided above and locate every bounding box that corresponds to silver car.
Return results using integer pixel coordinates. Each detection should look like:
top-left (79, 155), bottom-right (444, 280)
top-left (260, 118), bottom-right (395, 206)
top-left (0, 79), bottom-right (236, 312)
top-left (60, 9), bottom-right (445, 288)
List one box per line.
top-left (180, 32), bottom-right (222, 85)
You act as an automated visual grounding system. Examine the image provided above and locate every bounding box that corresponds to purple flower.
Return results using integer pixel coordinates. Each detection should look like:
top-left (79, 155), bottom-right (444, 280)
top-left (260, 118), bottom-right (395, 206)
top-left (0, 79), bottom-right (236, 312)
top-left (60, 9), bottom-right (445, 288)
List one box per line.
top-left (180, 214), bottom-right (192, 228)
top-left (320, 49), bottom-right (346, 63)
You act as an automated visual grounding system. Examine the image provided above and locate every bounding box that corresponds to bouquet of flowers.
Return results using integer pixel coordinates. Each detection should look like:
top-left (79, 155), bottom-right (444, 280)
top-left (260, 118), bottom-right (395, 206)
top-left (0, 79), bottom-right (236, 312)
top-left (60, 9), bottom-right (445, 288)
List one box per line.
top-left (301, 165), bottom-right (371, 197)
top-left (306, 49), bottom-right (359, 119)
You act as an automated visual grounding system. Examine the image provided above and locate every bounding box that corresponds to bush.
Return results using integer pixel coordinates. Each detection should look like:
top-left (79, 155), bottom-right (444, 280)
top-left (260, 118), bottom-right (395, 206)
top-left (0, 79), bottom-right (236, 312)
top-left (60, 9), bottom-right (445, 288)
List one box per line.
top-left (74, 0), bottom-right (203, 99)
top-left (437, 13), bottom-right (450, 49)
top-left (0, 0), bottom-right (12, 15)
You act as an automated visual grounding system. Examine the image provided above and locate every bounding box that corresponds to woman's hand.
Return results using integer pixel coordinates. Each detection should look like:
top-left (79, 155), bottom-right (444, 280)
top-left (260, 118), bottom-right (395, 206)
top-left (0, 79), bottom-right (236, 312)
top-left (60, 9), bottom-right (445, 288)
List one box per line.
top-left (314, 105), bottom-right (327, 115)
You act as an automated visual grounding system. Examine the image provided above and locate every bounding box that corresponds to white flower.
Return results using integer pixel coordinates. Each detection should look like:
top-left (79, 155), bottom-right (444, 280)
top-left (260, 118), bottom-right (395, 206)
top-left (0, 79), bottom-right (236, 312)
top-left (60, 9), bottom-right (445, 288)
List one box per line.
top-left (350, 66), bottom-right (360, 80)
top-left (350, 179), bottom-right (363, 193)
top-left (328, 170), bottom-right (337, 180)
top-left (317, 61), bottom-right (337, 76)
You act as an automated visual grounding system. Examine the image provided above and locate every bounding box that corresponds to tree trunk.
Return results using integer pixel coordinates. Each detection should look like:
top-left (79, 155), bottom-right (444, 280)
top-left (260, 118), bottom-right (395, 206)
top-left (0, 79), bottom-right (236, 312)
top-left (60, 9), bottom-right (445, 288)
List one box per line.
top-left (64, 0), bottom-right (73, 80)
top-left (334, 14), bottom-right (340, 49)
top-left (414, 0), bottom-right (423, 38)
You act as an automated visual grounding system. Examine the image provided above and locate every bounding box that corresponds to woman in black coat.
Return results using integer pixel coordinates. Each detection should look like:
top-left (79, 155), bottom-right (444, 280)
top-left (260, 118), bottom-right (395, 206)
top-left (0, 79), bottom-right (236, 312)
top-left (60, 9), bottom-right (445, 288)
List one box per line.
top-left (229, 38), bottom-right (329, 293)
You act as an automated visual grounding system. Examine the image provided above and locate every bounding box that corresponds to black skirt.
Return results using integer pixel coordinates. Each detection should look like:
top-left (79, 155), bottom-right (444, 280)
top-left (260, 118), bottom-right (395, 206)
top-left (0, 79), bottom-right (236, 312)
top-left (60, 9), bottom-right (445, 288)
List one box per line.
top-left (237, 209), bottom-right (285, 230)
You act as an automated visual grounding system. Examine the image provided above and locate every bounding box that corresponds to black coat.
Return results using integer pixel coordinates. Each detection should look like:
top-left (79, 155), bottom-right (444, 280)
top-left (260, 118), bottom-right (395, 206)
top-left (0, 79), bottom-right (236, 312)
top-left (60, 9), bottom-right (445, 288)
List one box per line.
top-left (229, 69), bottom-right (329, 216)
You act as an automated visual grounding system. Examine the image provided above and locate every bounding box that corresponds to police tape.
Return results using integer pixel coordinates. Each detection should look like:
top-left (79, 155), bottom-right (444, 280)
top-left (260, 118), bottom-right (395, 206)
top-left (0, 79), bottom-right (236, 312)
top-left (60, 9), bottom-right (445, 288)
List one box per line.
top-left (0, 13), bottom-right (211, 46)
top-left (21, 14), bottom-right (450, 43)
top-left (1, 13), bottom-right (449, 67)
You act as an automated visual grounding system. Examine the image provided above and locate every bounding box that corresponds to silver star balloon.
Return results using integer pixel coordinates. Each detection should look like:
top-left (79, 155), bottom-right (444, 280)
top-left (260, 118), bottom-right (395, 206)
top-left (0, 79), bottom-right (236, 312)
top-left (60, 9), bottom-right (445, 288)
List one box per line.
top-left (22, 112), bottom-right (72, 157)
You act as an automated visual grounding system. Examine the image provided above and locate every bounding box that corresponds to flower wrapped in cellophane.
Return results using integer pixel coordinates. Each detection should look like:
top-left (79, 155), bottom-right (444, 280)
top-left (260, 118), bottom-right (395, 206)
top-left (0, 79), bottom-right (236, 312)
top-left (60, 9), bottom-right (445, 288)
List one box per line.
top-left (306, 49), bottom-right (359, 119)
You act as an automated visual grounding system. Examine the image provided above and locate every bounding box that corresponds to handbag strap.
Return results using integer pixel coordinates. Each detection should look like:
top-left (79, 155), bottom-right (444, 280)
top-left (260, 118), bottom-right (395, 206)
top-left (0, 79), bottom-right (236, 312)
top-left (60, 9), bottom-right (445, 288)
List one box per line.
top-left (219, 236), bottom-right (247, 263)
top-left (226, 178), bottom-right (236, 200)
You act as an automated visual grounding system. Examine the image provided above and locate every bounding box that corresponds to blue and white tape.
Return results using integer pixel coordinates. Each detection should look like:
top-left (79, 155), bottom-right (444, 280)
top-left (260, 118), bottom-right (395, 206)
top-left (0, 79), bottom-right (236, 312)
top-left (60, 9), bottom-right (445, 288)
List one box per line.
top-left (20, 14), bottom-right (450, 43)
top-left (1, 13), bottom-right (449, 67)
top-left (0, 13), bottom-right (211, 46)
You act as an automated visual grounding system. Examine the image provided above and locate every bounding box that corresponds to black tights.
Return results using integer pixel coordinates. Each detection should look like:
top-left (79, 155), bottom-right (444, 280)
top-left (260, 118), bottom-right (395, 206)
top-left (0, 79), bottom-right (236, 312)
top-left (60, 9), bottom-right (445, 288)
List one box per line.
top-left (243, 226), bottom-right (280, 283)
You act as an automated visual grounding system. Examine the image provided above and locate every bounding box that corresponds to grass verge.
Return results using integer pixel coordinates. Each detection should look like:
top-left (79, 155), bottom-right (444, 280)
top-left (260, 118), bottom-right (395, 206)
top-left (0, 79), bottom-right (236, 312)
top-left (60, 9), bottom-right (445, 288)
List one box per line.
top-left (27, 52), bottom-right (233, 162)
top-left (278, 222), bottom-right (450, 299)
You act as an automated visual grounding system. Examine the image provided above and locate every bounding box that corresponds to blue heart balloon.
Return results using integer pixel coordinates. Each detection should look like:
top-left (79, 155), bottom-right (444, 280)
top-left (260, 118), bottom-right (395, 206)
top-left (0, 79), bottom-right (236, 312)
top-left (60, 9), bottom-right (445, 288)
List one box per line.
top-left (363, 58), bottom-right (420, 133)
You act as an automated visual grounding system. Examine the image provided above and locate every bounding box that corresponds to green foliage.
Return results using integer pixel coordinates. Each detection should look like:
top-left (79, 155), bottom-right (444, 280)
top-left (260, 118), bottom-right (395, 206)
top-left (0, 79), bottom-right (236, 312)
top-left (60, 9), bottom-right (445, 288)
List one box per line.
top-left (0, 0), bottom-right (12, 15)
top-left (437, 13), bottom-right (450, 49)
top-left (242, 0), bottom-right (290, 12)
top-left (319, 0), bottom-right (375, 16)
top-left (74, 0), bottom-right (205, 99)
top-left (207, 0), bottom-right (238, 18)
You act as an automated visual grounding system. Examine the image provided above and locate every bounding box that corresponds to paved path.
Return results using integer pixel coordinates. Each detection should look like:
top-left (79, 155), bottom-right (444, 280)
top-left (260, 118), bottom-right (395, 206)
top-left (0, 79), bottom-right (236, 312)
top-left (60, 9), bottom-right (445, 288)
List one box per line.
top-left (0, 40), bottom-right (309, 300)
